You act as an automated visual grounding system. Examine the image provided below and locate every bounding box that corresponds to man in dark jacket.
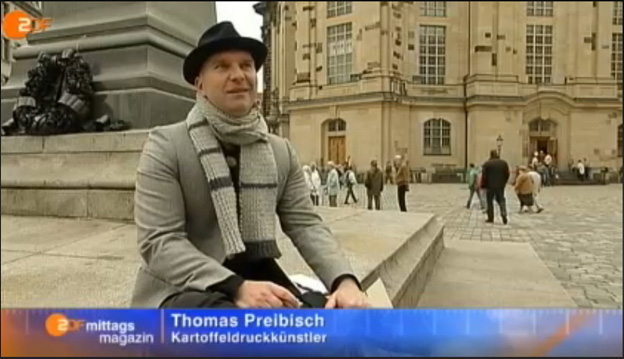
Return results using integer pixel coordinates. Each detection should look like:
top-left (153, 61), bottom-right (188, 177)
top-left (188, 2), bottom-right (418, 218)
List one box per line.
top-left (482, 150), bottom-right (510, 224)
top-left (394, 155), bottom-right (410, 212)
top-left (365, 160), bottom-right (384, 210)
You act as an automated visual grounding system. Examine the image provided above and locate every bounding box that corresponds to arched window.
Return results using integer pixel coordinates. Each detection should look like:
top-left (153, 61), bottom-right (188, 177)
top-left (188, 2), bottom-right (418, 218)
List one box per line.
top-left (618, 124), bottom-right (623, 158)
top-left (328, 118), bottom-right (346, 133)
top-left (529, 118), bottom-right (556, 134)
top-left (424, 118), bottom-right (451, 155)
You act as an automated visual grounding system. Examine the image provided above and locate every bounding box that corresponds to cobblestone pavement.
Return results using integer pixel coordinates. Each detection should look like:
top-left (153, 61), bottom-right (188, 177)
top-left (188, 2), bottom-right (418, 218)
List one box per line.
top-left (323, 183), bottom-right (623, 309)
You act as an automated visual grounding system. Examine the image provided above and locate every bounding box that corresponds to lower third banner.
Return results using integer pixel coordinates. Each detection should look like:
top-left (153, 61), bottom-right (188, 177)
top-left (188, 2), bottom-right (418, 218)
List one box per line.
top-left (1, 309), bottom-right (622, 357)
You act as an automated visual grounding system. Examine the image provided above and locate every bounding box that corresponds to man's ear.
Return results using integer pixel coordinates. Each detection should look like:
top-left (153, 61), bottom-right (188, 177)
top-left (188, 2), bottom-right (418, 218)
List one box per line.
top-left (195, 77), bottom-right (203, 91)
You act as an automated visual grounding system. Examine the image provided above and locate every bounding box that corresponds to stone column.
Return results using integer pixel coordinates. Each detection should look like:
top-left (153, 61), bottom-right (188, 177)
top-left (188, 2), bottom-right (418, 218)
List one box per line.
top-left (1, 1), bottom-right (216, 128)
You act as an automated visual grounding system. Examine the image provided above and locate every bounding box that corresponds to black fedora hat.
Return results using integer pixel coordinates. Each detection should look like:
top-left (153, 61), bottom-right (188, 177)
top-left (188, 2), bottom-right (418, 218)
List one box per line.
top-left (183, 21), bottom-right (267, 85)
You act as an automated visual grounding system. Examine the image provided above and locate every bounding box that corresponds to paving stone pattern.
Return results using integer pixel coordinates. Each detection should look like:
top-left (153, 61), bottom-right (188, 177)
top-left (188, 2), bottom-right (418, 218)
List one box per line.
top-left (322, 183), bottom-right (623, 309)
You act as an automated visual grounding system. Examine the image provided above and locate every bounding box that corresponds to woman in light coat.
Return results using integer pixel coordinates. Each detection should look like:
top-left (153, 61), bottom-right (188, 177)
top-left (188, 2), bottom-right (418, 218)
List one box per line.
top-left (302, 165), bottom-right (314, 205)
top-left (310, 162), bottom-right (322, 206)
top-left (326, 162), bottom-right (341, 207)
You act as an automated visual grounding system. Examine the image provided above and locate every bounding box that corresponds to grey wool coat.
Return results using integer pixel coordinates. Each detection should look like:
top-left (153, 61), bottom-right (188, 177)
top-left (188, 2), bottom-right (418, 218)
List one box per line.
top-left (131, 120), bottom-right (355, 308)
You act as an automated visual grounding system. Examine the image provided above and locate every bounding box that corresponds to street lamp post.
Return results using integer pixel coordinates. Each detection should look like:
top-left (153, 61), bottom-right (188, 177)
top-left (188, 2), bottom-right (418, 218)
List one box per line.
top-left (496, 135), bottom-right (504, 156)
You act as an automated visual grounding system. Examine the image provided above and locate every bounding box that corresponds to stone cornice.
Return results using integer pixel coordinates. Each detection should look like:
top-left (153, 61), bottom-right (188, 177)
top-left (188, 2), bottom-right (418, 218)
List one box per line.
top-left (284, 91), bottom-right (621, 110)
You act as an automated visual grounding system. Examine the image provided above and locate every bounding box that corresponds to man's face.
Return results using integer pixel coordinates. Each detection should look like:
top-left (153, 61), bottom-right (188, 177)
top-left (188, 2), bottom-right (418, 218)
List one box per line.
top-left (196, 50), bottom-right (257, 117)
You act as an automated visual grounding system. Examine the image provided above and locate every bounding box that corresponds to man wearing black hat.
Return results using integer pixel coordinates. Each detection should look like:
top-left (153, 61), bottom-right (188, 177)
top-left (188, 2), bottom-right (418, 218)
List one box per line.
top-left (131, 22), bottom-right (369, 309)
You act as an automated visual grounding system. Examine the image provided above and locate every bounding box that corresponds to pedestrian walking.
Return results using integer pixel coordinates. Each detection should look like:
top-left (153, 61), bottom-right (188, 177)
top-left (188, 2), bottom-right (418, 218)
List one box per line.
top-left (309, 162), bottom-right (322, 206)
top-left (531, 151), bottom-right (539, 168)
top-left (514, 166), bottom-right (537, 213)
top-left (536, 161), bottom-right (548, 187)
top-left (583, 158), bottom-right (591, 181)
top-left (528, 166), bottom-right (545, 213)
top-left (476, 168), bottom-right (487, 213)
top-left (577, 160), bottom-right (586, 181)
top-left (466, 163), bottom-right (482, 209)
top-left (302, 165), bottom-right (314, 205)
top-left (337, 164), bottom-right (345, 189)
top-left (544, 153), bottom-right (553, 186)
top-left (365, 160), bottom-right (384, 210)
top-left (394, 155), bottom-right (410, 212)
top-left (326, 162), bottom-right (341, 207)
top-left (344, 166), bottom-right (358, 205)
top-left (482, 150), bottom-right (510, 224)
top-left (385, 161), bottom-right (394, 185)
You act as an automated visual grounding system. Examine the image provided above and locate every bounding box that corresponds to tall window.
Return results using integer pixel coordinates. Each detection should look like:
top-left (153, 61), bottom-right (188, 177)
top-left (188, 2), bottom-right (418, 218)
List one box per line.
top-left (424, 119), bottom-right (451, 155)
top-left (327, 1), bottom-right (352, 18)
top-left (527, 1), bottom-right (553, 17)
top-left (419, 25), bottom-right (446, 85)
top-left (613, 33), bottom-right (623, 93)
top-left (526, 25), bottom-right (553, 84)
top-left (614, 1), bottom-right (623, 25)
top-left (420, 2), bottom-right (446, 17)
top-left (327, 23), bottom-right (353, 85)
top-left (618, 124), bottom-right (623, 158)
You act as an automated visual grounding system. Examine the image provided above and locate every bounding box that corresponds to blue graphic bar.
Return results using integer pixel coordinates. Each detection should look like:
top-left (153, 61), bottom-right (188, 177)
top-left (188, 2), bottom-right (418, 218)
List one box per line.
top-left (2, 309), bottom-right (622, 357)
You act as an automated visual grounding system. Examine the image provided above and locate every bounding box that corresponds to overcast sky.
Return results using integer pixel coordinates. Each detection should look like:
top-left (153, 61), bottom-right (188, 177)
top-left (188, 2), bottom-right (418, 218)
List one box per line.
top-left (216, 1), bottom-right (264, 90)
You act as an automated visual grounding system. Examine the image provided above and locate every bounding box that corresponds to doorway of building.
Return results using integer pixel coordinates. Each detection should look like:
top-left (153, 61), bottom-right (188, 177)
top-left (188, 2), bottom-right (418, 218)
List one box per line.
top-left (528, 118), bottom-right (557, 163)
top-left (328, 136), bottom-right (346, 165)
top-left (323, 118), bottom-right (347, 165)
top-left (530, 137), bottom-right (557, 156)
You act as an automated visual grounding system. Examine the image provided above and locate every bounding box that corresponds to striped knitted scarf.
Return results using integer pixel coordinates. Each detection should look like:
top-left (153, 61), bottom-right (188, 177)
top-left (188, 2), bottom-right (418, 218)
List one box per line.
top-left (186, 94), bottom-right (280, 260)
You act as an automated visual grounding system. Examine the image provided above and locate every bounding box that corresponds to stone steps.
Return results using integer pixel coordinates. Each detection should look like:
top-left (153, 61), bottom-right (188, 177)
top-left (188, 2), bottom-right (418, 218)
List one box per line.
top-left (1, 131), bottom-right (148, 220)
top-left (1, 210), bottom-right (445, 308)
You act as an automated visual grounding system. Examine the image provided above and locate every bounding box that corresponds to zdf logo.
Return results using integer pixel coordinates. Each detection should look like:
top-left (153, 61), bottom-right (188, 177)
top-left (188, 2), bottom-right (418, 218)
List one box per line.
top-left (45, 313), bottom-right (85, 337)
top-left (2, 10), bottom-right (52, 40)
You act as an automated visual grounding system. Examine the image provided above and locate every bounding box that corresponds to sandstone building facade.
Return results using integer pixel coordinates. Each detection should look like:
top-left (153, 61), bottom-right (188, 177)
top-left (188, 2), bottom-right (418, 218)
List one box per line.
top-left (256, 1), bottom-right (623, 174)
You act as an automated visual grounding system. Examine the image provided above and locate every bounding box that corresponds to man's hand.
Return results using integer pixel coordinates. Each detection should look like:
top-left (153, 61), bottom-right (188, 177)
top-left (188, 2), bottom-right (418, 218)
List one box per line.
top-left (234, 281), bottom-right (300, 309)
top-left (325, 279), bottom-right (370, 309)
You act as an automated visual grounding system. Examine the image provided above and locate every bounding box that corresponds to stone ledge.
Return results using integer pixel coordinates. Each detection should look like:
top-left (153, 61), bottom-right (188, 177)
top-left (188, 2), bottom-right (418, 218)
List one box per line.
top-left (1, 131), bottom-right (149, 154)
top-left (1, 153), bottom-right (139, 190)
top-left (1, 131), bottom-right (149, 192)
top-left (1, 189), bottom-right (134, 221)
top-left (0, 136), bottom-right (44, 154)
